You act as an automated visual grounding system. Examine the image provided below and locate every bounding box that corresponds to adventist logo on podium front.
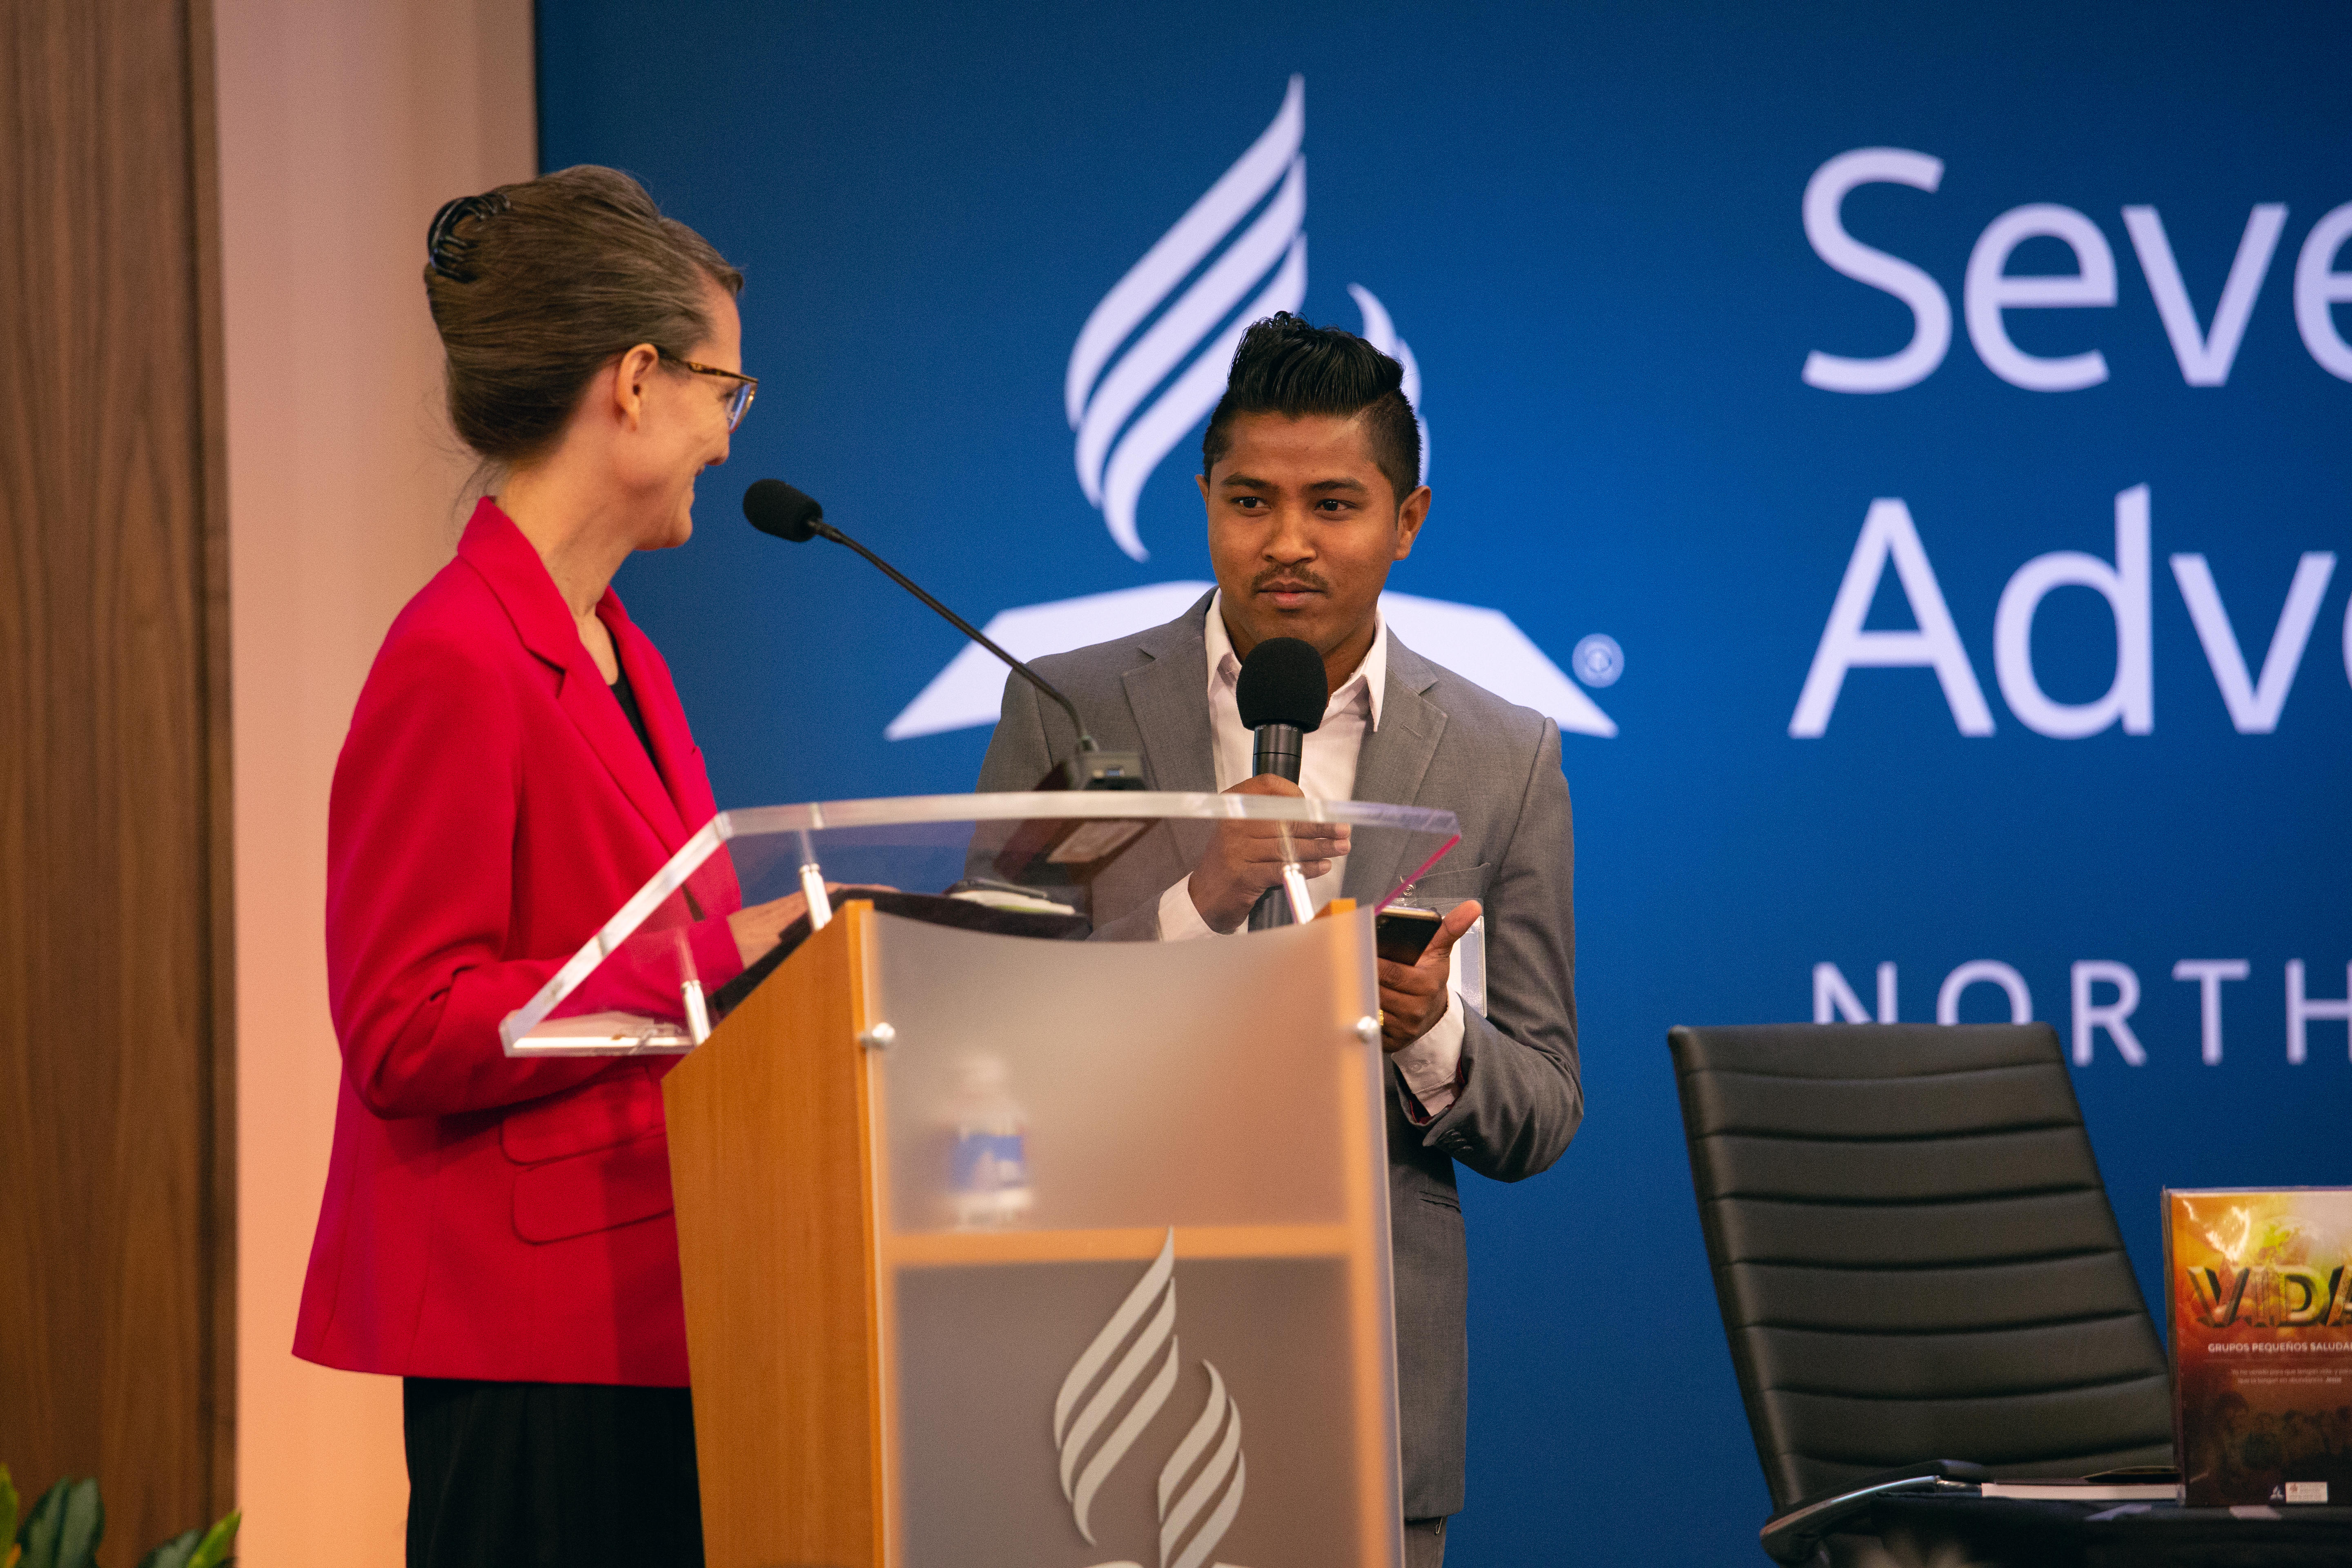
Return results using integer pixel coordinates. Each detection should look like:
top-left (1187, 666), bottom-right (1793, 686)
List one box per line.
top-left (1055, 1232), bottom-right (1252, 1568)
top-left (889, 77), bottom-right (1619, 747)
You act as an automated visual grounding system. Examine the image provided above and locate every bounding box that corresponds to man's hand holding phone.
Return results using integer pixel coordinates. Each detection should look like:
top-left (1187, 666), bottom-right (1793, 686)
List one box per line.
top-left (1377, 900), bottom-right (1481, 1052)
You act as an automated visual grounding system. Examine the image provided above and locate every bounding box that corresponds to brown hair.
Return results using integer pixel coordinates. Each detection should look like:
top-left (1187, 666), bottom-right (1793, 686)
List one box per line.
top-left (1202, 312), bottom-right (1421, 508)
top-left (422, 165), bottom-right (744, 468)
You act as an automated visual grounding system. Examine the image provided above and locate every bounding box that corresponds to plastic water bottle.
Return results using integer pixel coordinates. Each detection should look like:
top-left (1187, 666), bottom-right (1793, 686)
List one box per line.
top-left (948, 1056), bottom-right (1032, 1229)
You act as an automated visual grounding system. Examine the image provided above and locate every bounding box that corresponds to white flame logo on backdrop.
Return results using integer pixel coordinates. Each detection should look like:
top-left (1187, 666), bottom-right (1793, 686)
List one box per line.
top-left (1068, 78), bottom-right (1307, 564)
top-left (1065, 78), bottom-right (1432, 561)
top-left (887, 78), bottom-right (1619, 742)
top-left (1345, 283), bottom-right (1429, 488)
top-left (1054, 1232), bottom-right (1248, 1568)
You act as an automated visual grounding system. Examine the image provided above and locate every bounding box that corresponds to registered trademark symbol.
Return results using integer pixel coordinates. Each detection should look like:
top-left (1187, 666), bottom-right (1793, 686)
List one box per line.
top-left (1572, 634), bottom-right (1623, 687)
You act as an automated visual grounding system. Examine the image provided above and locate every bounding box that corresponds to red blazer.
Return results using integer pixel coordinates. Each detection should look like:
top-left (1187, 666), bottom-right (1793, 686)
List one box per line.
top-left (296, 499), bottom-right (744, 1385)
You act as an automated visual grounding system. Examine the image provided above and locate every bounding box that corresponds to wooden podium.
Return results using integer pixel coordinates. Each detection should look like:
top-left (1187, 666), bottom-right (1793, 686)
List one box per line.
top-left (495, 793), bottom-right (1461, 1566)
top-left (662, 898), bottom-right (1403, 1568)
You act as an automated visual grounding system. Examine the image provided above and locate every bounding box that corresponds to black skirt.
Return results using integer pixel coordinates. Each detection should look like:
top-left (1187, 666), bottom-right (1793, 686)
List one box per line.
top-left (403, 1378), bottom-right (704, 1568)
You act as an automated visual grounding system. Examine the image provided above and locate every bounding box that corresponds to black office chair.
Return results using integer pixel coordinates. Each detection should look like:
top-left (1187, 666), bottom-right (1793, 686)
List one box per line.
top-left (1668, 1023), bottom-right (2175, 1563)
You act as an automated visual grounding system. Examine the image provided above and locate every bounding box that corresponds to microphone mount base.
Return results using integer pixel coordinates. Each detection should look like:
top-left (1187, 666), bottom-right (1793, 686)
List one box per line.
top-left (1036, 751), bottom-right (1147, 791)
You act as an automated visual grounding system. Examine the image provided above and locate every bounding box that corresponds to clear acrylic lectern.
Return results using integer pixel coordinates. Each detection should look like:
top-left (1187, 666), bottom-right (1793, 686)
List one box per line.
top-left (499, 793), bottom-right (1463, 1568)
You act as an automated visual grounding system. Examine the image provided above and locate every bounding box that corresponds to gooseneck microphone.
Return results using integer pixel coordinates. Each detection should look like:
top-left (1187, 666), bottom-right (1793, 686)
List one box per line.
top-left (744, 479), bottom-right (1140, 790)
top-left (1235, 637), bottom-right (1329, 929)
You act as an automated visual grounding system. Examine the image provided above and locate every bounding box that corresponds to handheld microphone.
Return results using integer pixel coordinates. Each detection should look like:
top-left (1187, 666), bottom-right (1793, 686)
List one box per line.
top-left (744, 479), bottom-right (1142, 791)
top-left (1235, 637), bottom-right (1329, 929)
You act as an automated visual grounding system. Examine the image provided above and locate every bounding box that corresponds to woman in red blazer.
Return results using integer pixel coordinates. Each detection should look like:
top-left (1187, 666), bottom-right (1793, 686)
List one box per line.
top-left (298, 167), bottom-right (796, 1568)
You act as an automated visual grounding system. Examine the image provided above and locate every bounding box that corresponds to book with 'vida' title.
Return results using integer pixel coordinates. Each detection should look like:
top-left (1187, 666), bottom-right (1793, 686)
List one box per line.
top-left (2165, 1188), bottom-right (2352, 1508)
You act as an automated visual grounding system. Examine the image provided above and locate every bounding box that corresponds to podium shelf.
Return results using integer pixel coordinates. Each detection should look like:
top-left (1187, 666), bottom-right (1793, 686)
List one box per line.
top-left (883, 1222), bottom-right (1356, 1270)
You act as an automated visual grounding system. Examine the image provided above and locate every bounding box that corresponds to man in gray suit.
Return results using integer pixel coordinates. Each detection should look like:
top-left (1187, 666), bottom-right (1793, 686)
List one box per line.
top-left (975, 314), bottom-right (1581, 1565)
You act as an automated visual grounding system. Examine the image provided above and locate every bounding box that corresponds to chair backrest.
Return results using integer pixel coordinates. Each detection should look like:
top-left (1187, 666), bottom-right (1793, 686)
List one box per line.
top-left (1668, 1023), bottom-right (2174, 1512)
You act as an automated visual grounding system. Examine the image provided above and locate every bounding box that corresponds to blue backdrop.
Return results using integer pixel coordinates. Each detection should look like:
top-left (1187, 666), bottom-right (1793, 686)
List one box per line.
top-left (538, 3), bottom-right (2352, 1561)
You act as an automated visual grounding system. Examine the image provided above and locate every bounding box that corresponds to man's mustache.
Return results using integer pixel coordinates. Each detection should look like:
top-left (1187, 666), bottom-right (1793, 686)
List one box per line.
top-left (1251, 567), bottom-right (1332, 594)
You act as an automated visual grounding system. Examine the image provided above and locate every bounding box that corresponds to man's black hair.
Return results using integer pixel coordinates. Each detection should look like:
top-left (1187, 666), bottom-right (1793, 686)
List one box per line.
top-left (1200, 313), bottom-right (1421, 506)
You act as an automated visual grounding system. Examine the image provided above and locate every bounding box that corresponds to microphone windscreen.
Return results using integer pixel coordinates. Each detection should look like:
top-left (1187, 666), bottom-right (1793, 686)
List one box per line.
top-left (744, 478), bottom-right (824, 542)
top-left (1236, 637), bottom-right (1328, 733)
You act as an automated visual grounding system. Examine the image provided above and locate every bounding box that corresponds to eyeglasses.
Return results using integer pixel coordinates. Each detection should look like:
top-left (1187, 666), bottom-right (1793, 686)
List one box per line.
top-left (663, 354), bottom-right (758, 431)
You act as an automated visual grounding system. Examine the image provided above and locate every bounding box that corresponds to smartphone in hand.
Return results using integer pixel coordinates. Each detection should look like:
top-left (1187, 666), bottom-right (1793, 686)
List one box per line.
top-left (1374, 905), bottom-right (1443, 965)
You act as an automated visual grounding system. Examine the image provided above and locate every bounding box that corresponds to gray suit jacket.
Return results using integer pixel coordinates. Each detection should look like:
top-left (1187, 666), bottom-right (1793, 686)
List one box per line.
top-left (973, 591), bottom-right (1582, 1518)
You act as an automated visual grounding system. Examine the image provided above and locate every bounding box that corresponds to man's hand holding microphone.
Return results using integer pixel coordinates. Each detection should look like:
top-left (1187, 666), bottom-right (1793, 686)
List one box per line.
top-left (1184, 773), bottom-right (1350, 932)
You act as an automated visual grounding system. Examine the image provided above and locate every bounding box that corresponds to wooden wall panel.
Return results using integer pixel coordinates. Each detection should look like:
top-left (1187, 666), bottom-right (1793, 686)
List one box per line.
top-left (0, 0), bottom-right (234, 1554)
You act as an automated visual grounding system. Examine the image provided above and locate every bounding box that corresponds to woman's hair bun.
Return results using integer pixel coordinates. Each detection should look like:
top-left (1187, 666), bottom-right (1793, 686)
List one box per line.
top-left (422, 166), bottom-right (743, 469)
top-left (425, 192), bottom-right (512, 284)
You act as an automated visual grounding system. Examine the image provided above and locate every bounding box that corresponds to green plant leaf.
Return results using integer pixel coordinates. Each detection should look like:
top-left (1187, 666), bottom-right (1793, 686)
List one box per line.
top-left (184, 1510), bottom-right (239, 1568)
top-left (0, 1464), bottom-right (19, 1553)
top-left (133, 1528), bottom-right (200, 1568)
top-left (17, 1477), bottom-right (101, 1568)
top-left (18, 1479), bottom-right (70, 1568)
top-left (55, 1479), bottom-right (101, 1568)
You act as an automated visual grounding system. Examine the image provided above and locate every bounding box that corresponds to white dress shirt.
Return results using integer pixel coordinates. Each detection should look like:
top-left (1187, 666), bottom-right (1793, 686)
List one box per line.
top-left (1155, 592), bottom-right (1467, 1116)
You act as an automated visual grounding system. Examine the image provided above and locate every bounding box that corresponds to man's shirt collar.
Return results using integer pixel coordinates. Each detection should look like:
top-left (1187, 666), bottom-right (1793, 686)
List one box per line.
top-left (1203, 588), bottom-right (1386, 731)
